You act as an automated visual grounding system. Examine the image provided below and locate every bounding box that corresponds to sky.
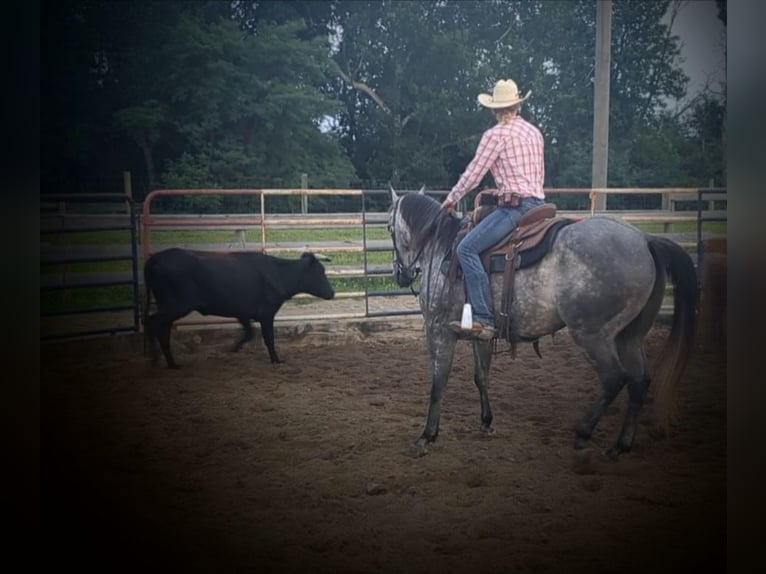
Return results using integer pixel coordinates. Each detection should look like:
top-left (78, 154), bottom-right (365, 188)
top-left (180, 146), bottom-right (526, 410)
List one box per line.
top-left (666, 0), bottom-right (726, 101)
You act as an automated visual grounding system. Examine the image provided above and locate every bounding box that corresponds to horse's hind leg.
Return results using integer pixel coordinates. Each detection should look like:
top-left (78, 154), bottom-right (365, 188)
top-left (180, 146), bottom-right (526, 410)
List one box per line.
top-left (570, 333), bottom-right (627, 452)
top-left (607, 337), bottom-right (651, 457)
top-left (472, 340), bottom-right (494, 436)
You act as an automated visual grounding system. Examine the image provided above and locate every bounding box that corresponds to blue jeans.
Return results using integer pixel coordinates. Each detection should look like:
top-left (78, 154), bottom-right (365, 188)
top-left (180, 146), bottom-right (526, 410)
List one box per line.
top-left (456, 198), bottom-right (545, 325)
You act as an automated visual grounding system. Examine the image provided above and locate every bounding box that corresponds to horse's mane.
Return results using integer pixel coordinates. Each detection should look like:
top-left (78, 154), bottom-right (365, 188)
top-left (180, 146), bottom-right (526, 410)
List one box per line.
top-left (399, 193), bottom-right (462, 249)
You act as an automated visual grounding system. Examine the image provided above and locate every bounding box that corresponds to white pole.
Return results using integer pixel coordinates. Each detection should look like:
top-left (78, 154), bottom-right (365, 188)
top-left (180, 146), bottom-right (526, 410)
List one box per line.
top-left (591, 0), bottom-right (612, 213)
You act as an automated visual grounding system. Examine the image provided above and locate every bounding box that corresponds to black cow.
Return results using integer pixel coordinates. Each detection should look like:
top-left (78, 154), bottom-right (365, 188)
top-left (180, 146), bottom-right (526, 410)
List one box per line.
top-left (143, 248), bottom-right (335, 368)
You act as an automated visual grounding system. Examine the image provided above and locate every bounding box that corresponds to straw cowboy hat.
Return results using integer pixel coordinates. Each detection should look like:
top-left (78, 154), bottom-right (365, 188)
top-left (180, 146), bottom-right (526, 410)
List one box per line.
top-left (477, 79), bottom-right (531, 109)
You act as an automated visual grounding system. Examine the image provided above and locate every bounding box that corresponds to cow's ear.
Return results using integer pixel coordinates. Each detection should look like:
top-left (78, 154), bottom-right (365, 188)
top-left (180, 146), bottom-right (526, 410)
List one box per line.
top-left (300, 252), bottom-right (316, 262)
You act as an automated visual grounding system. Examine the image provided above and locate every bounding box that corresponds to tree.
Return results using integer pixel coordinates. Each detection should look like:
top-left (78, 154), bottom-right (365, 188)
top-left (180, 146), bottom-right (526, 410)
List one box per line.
top-left (159, 15), bottom-right (355, 190)
top-left (42, 1), bottom-right (356, 199)
top-left (113, 100), bottom-right (166, 190)
top-left (683, 94), bottom-right (726, 185)
top-left (42, 1), bottom-right (190, 190)
top-left (42, 0), bottom-right (721, 201)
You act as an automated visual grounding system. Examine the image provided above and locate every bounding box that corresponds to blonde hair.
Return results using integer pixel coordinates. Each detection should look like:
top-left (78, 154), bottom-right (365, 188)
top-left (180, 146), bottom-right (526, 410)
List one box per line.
top-left (494, 104), bottom-right (521, 124)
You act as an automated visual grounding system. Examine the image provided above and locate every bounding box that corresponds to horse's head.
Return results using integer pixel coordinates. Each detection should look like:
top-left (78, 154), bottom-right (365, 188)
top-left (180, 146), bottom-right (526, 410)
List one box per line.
top-left (388, 186), bottom-right (425, 288)
top-left (388, 185), bottom-right (462, 288)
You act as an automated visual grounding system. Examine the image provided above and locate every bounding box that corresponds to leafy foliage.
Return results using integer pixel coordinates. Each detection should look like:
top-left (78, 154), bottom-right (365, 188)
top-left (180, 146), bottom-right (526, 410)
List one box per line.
top-left (42, 0), bottom-right (725, 205)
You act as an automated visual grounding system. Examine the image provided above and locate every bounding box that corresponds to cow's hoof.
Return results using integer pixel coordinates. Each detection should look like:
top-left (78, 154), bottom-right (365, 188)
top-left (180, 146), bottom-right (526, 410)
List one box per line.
top-left (480, 425), bottom-right (495, 438)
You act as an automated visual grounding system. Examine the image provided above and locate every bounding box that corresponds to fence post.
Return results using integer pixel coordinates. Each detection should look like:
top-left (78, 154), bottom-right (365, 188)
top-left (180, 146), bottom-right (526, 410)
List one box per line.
top-left (591, 0), bottom-right (611, 213)
top-left (301, 173), bottom-right (308, 214)
top-left (123, 171), bottom-right (132, 215)
top-left (58, 200), bottom-right (71, 302)
top-left (661, 191), bottom-right (670, 211)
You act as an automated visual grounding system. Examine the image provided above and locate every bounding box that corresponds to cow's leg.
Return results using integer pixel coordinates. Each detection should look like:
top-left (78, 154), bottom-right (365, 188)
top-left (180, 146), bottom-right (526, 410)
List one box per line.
top-left (259, 316), bottom-right (281, 363)
top-left (145, 314), bottom-right (160, 364)
top-left (231, 319), bottom-right (254, 352)
top-left (148, 304), bottom-right (193, 369)
top-left (156, 321), bottom-right (179, 369)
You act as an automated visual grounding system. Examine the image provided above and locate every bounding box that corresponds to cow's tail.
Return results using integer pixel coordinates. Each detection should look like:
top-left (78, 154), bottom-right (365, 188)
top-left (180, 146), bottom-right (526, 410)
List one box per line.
top-left (646, 235), bottom-right (698, 430)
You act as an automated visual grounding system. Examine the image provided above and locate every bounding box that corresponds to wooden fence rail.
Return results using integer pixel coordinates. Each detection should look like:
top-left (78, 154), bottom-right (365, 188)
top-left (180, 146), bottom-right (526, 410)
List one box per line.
top-left (41, 186), bottom-right (726, 337)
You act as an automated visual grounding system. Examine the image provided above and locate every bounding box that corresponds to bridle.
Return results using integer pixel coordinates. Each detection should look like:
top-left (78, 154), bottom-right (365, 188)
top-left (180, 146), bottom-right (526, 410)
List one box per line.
top-left (388, 197), bottom-right (425, 288)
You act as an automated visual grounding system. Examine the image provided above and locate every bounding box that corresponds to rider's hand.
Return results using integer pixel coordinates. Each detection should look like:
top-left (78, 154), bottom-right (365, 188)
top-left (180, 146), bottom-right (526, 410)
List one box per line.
top-left (441, 198), bottom-right (456, 213)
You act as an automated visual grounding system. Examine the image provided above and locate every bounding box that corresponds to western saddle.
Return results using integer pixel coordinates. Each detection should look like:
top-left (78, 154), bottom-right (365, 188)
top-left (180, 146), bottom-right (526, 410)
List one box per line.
top-left (452, 190), bottom-right (576, 346)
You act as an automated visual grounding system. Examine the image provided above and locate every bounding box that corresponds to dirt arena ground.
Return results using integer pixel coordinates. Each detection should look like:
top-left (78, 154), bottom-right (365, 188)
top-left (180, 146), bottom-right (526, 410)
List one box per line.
top-left (43, 318), bottom-right (725, 574)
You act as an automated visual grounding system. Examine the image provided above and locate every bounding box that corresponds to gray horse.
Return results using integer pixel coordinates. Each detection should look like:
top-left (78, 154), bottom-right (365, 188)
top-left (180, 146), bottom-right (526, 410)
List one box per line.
top-left (387, 188), bottom-right (697, 458)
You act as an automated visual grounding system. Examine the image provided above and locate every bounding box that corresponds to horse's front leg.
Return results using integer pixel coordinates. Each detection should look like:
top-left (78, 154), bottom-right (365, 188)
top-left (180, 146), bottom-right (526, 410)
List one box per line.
top-left (472, 340), bottom-right (495, 437)
top-left (410, 324), bottom-right (457, 457)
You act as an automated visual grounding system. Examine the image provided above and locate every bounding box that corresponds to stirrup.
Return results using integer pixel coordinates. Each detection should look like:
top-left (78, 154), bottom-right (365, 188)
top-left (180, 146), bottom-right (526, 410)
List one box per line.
top-left (448, 320), bottom-right (496, 341)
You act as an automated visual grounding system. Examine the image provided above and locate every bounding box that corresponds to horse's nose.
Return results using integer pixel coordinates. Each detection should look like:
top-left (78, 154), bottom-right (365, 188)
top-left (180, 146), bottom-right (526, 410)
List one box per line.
top-left (394, 269), bottom-right (411, 288)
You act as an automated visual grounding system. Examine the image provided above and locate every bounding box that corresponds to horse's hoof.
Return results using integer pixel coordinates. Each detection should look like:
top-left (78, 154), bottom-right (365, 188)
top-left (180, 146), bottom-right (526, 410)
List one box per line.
top-left (574, 432), bottom-right (591, 451)
top-left (600, 447), bottom-right (623, 462)
top-left (572, 448), bottom-right (596, 474)
top-left (409, 441), bottom-right (428, 458)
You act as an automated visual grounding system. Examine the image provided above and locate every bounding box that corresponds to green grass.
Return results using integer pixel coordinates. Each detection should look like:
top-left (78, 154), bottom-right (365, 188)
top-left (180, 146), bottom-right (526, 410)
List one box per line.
top-left (40, 273), bottom-right (399, 313)
top-left (41, 261), bottom-right (136, 274)
top-left (42, 220), bottom-right (725, 247)
top-left (41, 285), bottom-right (137, 312)
top-left (41, 218), bottom-right (726, 311)
top-left (40, 250), bottom-right (392, 275)
top-left (41, 226), bottom-right (391, 246)
top-left (41, 230), bottom-right (137, 246)
top-left (149, 227), bottom-right (391, 243)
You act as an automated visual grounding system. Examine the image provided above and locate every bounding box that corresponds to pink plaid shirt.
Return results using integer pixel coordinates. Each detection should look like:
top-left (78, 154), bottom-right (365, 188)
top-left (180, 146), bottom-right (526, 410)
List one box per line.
top-left (446, 115), bottom-right (545, 205)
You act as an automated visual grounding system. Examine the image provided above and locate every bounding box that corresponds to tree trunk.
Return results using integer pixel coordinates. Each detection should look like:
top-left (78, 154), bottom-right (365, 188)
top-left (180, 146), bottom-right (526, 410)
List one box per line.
top-left (139, 135), bottom-right (157, 190)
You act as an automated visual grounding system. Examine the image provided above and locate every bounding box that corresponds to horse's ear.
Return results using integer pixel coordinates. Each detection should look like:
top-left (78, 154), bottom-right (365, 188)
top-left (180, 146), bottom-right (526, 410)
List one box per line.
top-left (389, 184), bottom-right (399, 204)
top-left (418, 186), bottom-right (425, 195)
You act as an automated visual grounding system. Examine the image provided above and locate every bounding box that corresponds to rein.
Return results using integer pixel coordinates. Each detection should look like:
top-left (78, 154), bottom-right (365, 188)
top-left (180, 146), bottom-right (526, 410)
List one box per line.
top-left (390, 197), bottom-right (458, 326)
top-left (389, 198), bottom-right (428, 287)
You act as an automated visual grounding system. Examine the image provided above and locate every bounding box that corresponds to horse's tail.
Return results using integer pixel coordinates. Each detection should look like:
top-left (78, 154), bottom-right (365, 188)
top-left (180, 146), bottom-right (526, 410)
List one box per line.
top-left (646, 236), bottom-right (699, 429)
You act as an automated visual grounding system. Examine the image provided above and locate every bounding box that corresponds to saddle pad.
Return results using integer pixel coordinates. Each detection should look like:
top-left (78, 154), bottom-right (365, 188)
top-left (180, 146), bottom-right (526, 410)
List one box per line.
top-left (488, 219), bottom-right (574, 273)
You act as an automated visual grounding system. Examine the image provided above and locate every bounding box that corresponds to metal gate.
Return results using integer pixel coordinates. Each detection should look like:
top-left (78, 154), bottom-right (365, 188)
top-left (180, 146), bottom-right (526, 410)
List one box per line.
top-left (140, 187), bottom-right (423, 328)
top-left (40, 193), bottom-right (141, 340)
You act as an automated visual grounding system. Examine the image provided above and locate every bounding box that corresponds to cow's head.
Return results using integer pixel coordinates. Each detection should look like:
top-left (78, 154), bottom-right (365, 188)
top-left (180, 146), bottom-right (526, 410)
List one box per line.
top-left (298, 252), bottom-right (335, 300)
